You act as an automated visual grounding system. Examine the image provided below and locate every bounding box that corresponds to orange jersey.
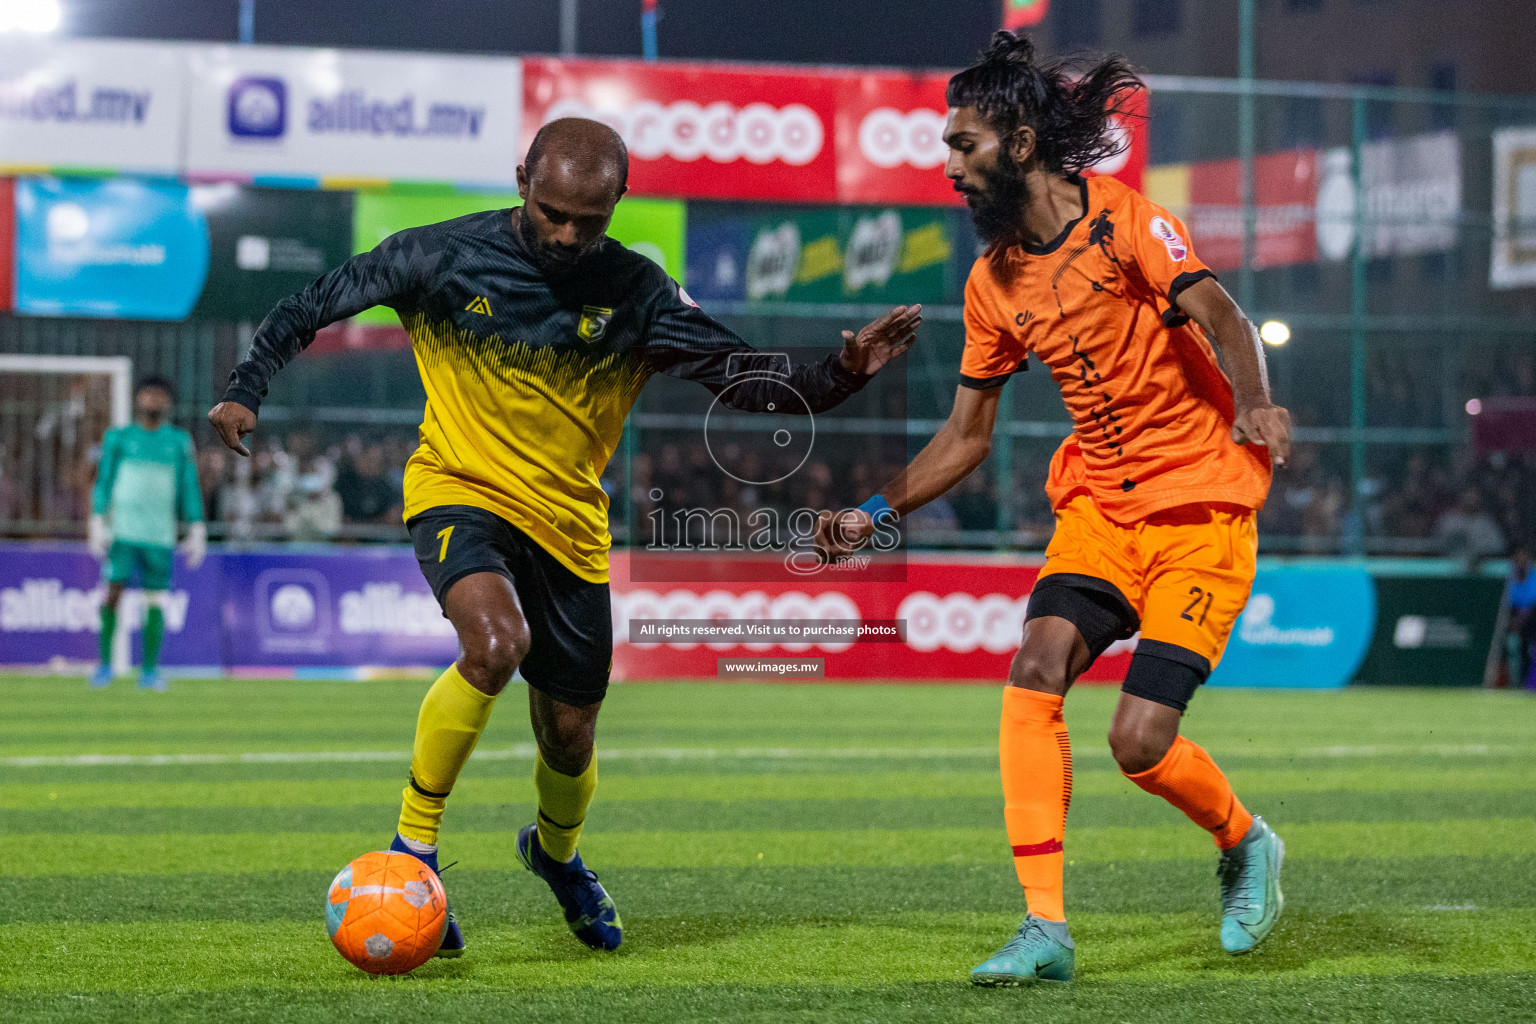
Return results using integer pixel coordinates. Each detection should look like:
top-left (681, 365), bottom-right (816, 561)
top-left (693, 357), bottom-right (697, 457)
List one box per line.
top-left (960, 175), bottom-right (1271, 522)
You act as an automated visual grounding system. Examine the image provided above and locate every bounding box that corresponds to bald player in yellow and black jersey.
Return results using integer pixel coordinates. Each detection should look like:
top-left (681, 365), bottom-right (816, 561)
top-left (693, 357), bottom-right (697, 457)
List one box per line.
top-left (208, 117), bottom-right (921, 959)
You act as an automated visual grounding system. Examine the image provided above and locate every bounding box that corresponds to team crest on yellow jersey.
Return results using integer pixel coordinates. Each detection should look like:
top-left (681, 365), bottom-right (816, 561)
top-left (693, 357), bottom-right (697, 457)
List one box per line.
top-left (465, 296), bottom-right (493, 315)
top-left (577, 305), bottom-right (614, 342)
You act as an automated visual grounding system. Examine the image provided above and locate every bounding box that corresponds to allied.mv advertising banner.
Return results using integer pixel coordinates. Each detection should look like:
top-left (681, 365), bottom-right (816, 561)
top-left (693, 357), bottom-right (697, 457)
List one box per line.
top-left (0, 38), bottom-right (187, 177)
top-left (185, 46), bottom-right (523, 188)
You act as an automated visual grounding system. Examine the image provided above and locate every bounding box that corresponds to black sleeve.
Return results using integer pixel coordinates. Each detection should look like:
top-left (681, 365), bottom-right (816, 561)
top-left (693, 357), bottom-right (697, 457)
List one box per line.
top-left (644, 276), bottom-right (869, 414)
top-left (221, 228), bottom-right (442, 413)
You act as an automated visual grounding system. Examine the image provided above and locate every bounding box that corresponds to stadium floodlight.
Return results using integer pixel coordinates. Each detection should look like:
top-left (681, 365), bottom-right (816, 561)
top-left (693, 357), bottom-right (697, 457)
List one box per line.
top-left (1259, 320), bottom-right (1290, 346)
top-left (0, 0), bottom-right (63, 33)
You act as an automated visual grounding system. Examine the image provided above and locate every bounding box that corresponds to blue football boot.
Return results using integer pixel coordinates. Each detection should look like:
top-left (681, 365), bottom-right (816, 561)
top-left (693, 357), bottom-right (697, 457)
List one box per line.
top-left (389, 833), bottom-right (465, 958)
top-left (517, 823), bottom-right (622, 951)
top-left (138, 670), bottom-right (168, 693)
top-left (970, 915), bottom-right (1075, 986)
top-left (1218, 816), bottom-right (1285, 954)
top-left (89, 664), bottom-right (112, 689)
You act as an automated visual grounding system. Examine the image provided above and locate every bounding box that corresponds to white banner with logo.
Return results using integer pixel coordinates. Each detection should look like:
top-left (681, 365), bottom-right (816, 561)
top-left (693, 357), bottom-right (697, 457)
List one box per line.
top-left (0, 38), bottom-right (187, 175)
top-left (1315, 131), bottom-right (1462, 261)
top-left (185, 45), bottom-right (522, 187)
top-left (1491, 126), bottom-right (1536, 290)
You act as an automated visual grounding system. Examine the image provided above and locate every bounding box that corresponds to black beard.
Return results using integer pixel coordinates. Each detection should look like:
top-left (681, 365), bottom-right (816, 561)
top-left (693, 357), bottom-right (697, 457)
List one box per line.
top-left (960, 151), bottom-right (1031, 247)
top-left (517, 208), bottom-right (589, 275)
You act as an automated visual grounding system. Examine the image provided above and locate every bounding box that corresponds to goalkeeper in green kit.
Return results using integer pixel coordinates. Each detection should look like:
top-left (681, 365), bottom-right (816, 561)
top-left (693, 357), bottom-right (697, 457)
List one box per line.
top-left (89, 377), bottom-right (206, 691)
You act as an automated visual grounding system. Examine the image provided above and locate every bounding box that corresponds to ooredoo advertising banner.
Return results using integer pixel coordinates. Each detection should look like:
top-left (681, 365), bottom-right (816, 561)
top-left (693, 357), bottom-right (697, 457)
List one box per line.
top-left (13, 177), bottom-right (210, 320)
top-left (185, 46), bottom-right (523, 188)
top-left (835, 71), bottom-right (959, 207)
top-left (836, 71), bottom-right (1148, 205)
top-left (0, 38), bottom-right (187, 176)
top-left (524, 57), bottom-right (840, 202)
top-left (609, 552), bottom-right (1132, 683)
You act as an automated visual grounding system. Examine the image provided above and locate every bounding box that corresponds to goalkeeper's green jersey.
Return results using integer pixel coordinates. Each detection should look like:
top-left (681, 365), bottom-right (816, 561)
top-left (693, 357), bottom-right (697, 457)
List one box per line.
top-left (91, 422), bottom-right (203, 549)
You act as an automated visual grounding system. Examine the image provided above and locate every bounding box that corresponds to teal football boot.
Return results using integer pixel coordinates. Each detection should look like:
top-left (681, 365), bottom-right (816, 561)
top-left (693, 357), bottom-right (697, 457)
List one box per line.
top-left (1218, 815), bottom-right (1285, 954)
top-left (970, 915), bottom-right (1075, 986)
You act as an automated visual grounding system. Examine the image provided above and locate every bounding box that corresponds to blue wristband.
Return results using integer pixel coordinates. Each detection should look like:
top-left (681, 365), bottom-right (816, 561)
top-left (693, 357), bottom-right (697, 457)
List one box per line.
top-left (857, 494), bottom-right (896, 521)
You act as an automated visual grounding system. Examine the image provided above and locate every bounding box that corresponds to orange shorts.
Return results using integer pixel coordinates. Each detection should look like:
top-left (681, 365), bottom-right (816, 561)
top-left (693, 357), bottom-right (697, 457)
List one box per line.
top-left (1037, 493), bottom-right (1258, 669)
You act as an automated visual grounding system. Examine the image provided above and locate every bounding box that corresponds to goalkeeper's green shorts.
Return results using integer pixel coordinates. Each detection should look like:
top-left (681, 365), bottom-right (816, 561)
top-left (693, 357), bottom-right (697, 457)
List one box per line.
top-left (103, 541), bottom-right (174, 591)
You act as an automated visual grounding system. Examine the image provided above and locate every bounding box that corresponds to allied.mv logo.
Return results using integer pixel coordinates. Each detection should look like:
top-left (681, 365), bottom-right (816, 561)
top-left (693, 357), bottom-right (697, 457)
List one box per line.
top-left (577, 305), bottom-right (613, 342)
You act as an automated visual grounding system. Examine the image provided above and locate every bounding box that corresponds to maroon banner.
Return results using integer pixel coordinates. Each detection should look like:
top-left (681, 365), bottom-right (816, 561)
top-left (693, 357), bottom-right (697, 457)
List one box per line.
top-left (1187, 149), bottom-right (1318, 272)
top-left (523, 57), bottom-right (839, 202)
top-left (610, 552), bottom-right (1132, 683)
top-left (0, 178), bottom-right (13, 312)
top-left (836, 73), bottom-right (1147, 204)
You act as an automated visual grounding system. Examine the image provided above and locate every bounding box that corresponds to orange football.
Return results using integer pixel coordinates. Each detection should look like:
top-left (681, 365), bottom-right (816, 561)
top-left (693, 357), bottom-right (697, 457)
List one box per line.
top-left (326, 850), bottom-right (449, 975)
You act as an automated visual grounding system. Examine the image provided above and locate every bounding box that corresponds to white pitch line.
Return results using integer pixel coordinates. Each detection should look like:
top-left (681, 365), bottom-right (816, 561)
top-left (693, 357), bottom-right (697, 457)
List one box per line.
top-left (1, 741), bottom-right (1518, 771)
top-left (0, 744), bottom-right (997, 768)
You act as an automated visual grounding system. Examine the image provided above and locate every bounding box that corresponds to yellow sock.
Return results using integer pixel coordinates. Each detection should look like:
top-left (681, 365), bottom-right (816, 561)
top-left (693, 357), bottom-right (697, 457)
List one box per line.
top-left (397, 664), bottom-right (496, 846)
top-left (535, 749), bottom-right (597, 863)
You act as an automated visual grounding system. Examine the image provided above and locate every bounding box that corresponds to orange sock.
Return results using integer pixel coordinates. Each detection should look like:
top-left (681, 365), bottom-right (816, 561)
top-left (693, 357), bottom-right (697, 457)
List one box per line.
top-left (999, 686), bottom-right (1072, 922)
top-left (1124, 735), bottom-right (1254, 849)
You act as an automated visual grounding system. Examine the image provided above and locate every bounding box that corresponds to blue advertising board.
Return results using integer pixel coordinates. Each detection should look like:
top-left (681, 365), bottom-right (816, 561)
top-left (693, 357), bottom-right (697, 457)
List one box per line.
top-left (1207, 566), bottom-right (1376, 689)
top-left (216, 547), bottom-right (456, 669)
top-left (0, 544), bottom-right (222, 669)
top-left (0, 543), bottom-right (454, 672)
top-left (13, 177), bottom-right (210, 319)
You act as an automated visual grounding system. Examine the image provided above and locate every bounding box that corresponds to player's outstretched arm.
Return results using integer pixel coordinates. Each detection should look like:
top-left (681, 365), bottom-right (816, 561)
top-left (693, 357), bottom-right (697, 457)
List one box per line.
top-left (647, 271), bottom-right (919, 413)
top-left (208, 230), bottom-right (437, 457)
top-left (837, 304), bottom-right (923, 375)
top-left (1174, 276), bottom-right (1292, 467)
top-left (815, 383), bottom-right (1001, 561)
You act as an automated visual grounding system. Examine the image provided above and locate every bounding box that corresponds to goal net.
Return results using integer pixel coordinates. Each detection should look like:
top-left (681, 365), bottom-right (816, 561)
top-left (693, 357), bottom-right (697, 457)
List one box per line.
top-left (0, 355), bottom-right (131, 537)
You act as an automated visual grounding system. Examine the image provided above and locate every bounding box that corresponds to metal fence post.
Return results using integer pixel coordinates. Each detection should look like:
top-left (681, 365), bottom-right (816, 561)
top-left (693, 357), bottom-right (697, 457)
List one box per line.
top-left (1349, 95), bottom-right (1369, 556)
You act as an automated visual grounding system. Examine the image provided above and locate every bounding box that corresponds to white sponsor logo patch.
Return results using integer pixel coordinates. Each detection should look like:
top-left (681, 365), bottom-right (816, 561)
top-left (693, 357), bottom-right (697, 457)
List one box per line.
top-left (1149, 215), bottom-right (1188, 262)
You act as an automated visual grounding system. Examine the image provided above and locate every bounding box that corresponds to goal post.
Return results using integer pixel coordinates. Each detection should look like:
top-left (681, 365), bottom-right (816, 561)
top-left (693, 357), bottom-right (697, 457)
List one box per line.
top-left (0, 355), bottom-right (133, 673)
top-left (0, 354), bottom-right (133, 428)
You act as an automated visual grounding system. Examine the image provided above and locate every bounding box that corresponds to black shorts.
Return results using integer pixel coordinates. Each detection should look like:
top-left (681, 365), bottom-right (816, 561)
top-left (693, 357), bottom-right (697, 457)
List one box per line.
top-left (408, 505), bottom-right (612, 707)
top-left (1026, 574), bottom-right (1208, 713)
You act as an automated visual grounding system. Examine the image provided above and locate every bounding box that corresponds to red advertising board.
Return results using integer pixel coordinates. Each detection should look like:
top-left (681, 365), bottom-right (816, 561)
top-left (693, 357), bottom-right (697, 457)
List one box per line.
top-left (609, 552), bottom-right (1132, 683)
top-left (835, 71), bottom-right (962, 207)
top-left (1187, 149), bottom-right (1318, 272)
top-left (523, 57), bottom-right (840, 202)
top-left (836, 72), bottom-right (1148, 205)
top-left (0, 178), bottom-right (12, 312)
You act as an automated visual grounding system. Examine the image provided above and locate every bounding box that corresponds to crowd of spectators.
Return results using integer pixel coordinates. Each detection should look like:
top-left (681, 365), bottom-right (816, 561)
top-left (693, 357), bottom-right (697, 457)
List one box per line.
top-left (194, 429), bottom-right (415, 540)
top-left (7, 420), bottom-right (1536, 558)
top-left (1257, 444), bottom-right (1536, 560)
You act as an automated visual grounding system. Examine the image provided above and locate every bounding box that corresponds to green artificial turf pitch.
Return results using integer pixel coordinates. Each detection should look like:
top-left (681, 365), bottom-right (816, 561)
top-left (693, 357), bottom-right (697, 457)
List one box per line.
top-left (3, 676), bottom-right (1535, 1023)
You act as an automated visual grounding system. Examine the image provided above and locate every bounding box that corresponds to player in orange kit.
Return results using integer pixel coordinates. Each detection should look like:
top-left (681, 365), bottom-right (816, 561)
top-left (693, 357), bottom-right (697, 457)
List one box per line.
top-left (816, 31), bottom-right (1292, 984)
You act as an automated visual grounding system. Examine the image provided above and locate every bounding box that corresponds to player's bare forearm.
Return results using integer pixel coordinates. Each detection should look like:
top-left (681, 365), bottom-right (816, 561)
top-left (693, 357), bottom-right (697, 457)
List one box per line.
top-left (815, 385), bottom-right (998, 560)
top-left (882, 385), bottom-right (999, 515)
top-left (1175, 276), bottom-right (1292, 466)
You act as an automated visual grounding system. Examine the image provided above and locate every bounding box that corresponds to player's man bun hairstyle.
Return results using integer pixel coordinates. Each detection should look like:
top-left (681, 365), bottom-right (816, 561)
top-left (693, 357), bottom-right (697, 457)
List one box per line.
top-left (135, 374), bottom-right (177, 401)
top-left (946, 30), bottom-right (1144, 175)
